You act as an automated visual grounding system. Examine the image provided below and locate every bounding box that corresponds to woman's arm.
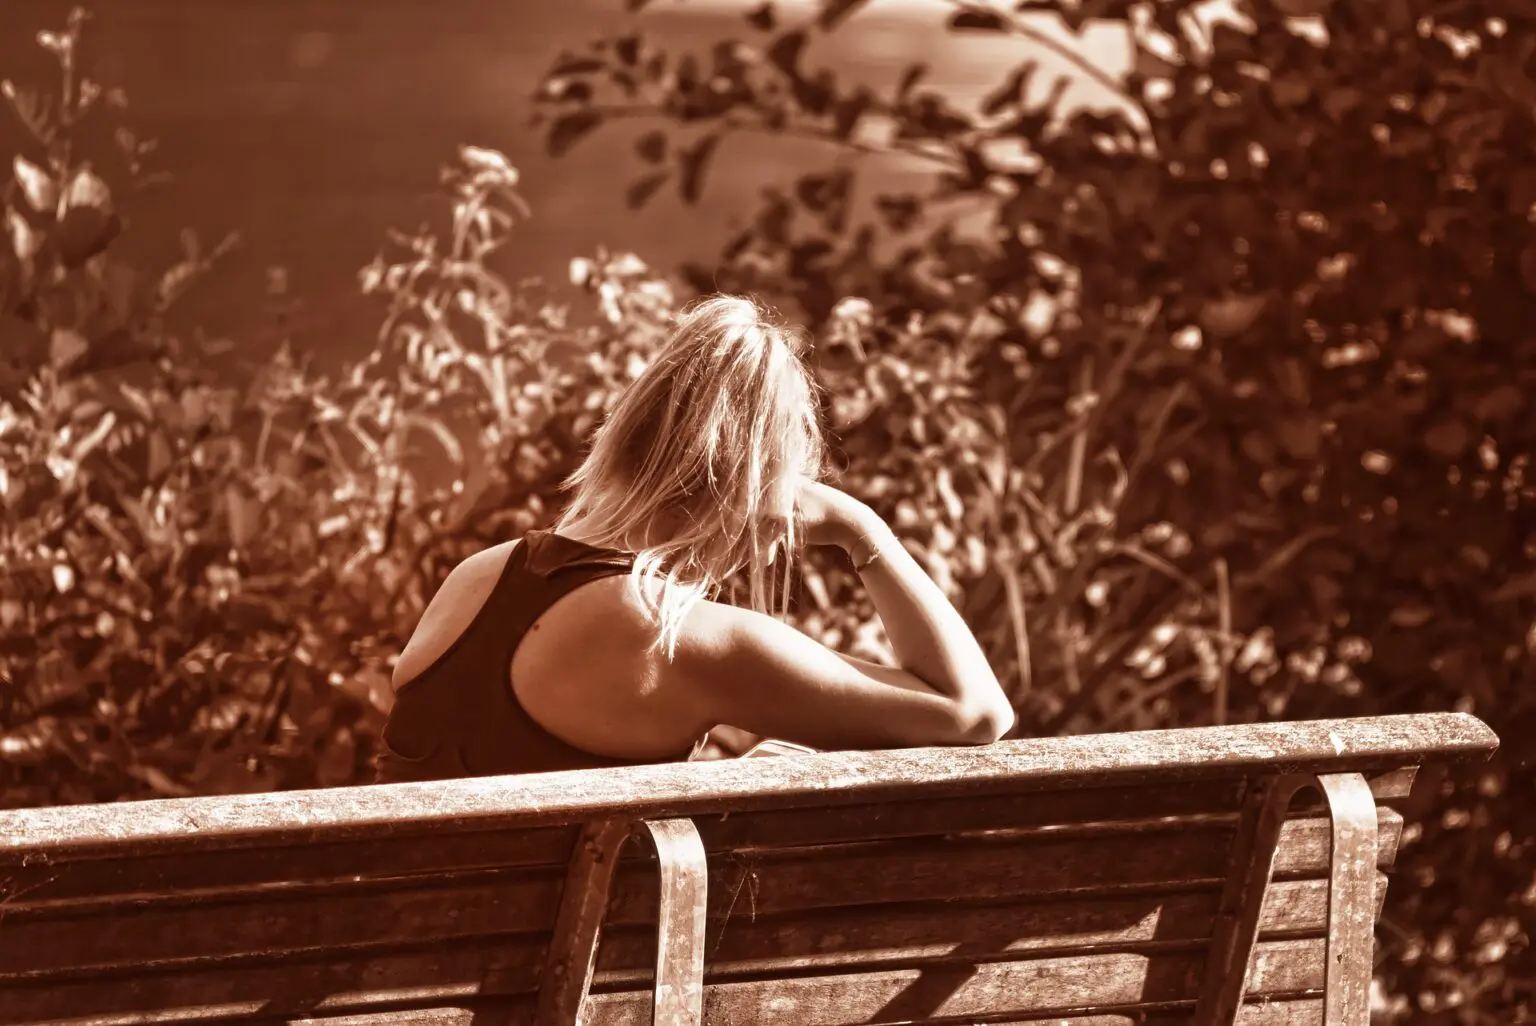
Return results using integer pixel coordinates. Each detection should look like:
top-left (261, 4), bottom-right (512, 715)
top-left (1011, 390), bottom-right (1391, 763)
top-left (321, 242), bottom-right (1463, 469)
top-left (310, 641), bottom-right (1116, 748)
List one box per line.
top-left (658, 489), bottom-right (1014, 752)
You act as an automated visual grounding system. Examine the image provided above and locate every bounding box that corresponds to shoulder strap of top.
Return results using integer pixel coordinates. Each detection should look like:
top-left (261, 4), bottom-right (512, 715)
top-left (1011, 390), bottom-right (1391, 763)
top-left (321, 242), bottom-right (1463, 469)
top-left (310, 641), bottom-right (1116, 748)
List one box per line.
top-left (520, 529), bottom-right (635, 579)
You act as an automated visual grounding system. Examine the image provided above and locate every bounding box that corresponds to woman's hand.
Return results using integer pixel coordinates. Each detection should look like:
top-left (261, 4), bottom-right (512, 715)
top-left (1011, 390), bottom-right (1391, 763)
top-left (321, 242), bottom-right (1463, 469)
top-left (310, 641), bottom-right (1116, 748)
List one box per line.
top-left (793, 477), bottom-right (881, 551)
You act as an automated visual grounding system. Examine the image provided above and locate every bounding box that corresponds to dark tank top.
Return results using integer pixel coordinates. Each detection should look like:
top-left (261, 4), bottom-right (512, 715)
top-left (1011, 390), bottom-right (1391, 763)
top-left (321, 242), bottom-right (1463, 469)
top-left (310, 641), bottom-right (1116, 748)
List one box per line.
top-left (374, 529), bottom-right (698, 784)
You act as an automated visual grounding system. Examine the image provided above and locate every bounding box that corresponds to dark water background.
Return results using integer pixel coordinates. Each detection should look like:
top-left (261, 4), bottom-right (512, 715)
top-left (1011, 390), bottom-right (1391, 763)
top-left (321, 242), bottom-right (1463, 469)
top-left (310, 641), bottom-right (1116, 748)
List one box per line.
top-left (2, 0), bottom-right (1131, 366)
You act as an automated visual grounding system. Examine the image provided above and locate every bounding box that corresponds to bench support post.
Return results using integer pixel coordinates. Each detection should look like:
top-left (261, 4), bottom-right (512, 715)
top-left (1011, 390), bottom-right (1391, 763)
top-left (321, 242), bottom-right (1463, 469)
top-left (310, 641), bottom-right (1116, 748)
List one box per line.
top-left (537, 818), bottom-right (632, 1026)
top-left (639, 818), bottom-right (709, 1026)
top-left (535, 817), bottom-right (708, 1026)
top-left (1194, 771), bottom-right (1380, 1026)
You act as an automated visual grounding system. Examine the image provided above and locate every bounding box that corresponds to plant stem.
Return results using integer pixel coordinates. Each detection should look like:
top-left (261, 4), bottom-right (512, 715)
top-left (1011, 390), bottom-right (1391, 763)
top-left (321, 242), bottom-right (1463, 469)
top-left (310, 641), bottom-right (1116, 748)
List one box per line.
top-left (1214, 556), bottom-right (1231, 727)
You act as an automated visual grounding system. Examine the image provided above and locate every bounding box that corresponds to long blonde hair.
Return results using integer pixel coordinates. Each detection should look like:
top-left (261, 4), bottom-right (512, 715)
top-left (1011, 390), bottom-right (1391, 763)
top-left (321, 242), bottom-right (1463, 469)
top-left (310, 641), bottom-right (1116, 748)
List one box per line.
top-left (553, 294), bottom-right (826, 658)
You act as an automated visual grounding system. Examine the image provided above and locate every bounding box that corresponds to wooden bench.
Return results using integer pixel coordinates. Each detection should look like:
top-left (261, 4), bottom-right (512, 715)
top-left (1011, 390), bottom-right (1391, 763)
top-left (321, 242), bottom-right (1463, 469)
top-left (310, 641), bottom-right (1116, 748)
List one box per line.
top-left (0, 712), bottom-right (1497, 1026)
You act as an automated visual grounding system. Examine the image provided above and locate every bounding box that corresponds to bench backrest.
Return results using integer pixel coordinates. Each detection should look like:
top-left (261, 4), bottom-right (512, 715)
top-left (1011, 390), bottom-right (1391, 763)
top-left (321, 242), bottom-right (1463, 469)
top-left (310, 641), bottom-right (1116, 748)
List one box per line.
top-left (0, 713), bottom-right (1497, 1026)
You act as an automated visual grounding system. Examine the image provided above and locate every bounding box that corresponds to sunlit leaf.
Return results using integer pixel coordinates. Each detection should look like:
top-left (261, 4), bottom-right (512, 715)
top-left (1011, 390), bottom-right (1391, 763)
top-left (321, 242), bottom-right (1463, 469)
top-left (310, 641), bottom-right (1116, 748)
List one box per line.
top-left (12, 155), bottom-right (57, 211)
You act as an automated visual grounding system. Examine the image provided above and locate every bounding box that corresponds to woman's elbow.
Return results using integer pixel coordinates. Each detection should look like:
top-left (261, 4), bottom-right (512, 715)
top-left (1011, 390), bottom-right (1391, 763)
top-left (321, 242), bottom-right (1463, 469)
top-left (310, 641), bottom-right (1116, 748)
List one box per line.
top-left (958, 699), bottom-right (1016, 744)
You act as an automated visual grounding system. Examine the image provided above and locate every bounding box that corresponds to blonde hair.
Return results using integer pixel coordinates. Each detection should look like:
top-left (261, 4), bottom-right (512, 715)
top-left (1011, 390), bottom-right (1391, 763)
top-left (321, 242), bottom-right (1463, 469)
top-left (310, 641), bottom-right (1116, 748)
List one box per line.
top-left (553, 294), bottom-right (826, 659)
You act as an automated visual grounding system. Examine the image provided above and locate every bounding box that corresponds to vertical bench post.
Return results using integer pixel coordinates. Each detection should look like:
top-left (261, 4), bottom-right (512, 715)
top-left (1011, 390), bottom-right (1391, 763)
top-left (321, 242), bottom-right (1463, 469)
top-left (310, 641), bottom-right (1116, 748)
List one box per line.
top-left (637, 818), bottom-right (709, 1025)
top-left (1194, 771), bottom-right (1381, 1026)
top-left (1317, 773), bottom-right (1380, 1026)
top-left (536, 817), bottom-right (709, 1026)
top-left (537, 818), bottom-right (632, 1025)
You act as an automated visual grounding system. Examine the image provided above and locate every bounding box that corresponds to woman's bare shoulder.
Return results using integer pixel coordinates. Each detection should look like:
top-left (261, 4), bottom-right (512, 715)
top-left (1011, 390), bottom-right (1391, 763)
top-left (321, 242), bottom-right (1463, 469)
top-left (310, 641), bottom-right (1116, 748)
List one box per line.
top-left (391, 541), bottom-right (520, 689)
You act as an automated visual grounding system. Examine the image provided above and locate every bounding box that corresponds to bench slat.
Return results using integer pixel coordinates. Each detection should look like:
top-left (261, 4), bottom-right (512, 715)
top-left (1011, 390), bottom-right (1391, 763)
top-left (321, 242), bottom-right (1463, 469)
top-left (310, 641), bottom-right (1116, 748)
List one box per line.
top-left (694, 767), bottom-right (1413, 852)
top-left (584, 936), bottom-right (1325, 1025)
top-left (0, 811), bottom-right (1400, 983)
top-left (280, 1004), bottom-right (1325, 1026)
top-left (0, 861), bottom-right (1386, 986)
top-left (0, 714), bottom-right (1490, 859)
top-left (0, 936), bottom-right (1328, 1026)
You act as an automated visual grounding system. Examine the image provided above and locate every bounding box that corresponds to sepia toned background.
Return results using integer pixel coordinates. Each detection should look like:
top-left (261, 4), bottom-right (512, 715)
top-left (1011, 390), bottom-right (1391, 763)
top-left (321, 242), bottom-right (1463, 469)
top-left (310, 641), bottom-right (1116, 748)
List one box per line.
top-left (0, 1), bottom-right (1530, 1021)
top-left (2, 0), bottom-right (1138, 363)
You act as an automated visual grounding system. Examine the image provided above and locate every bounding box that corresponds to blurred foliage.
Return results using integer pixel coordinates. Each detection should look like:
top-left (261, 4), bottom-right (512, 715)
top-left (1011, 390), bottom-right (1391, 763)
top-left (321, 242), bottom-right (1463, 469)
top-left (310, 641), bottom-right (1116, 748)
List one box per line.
top-left (0, 3), bottom-right (1531, 1022)
top-left (529, 0), bottom-right (1536, 1021)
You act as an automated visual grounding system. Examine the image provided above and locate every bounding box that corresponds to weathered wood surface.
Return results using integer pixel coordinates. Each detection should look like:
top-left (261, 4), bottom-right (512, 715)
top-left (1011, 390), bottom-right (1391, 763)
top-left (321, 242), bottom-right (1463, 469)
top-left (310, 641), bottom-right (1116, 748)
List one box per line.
top-left (694, 767), bottom-right (1415, 852)
top-left (0, 714), bottom-right (1494, 858)
top-left (641, 819), bottom-right (708, 1025)
top-left (0, 771), bottom-right (1413, 906)
top-left (1318, 773), bottom-right (1380, 1026)
top-left (0, 936), bottom-right (1331, 1025)
top-left (277, 1003), bottom-right (1327, 1026)
top-left (0, 863), bottom-right (1391, 988)
top-left (1196, 775), bottom-right (1308, 1026)
top-left (588, 936), bottom-right (1327, 1026)
top-left (534, 819), bottom-right (629, 1026)
top-left (0, 810), bottom-right (1402, 979)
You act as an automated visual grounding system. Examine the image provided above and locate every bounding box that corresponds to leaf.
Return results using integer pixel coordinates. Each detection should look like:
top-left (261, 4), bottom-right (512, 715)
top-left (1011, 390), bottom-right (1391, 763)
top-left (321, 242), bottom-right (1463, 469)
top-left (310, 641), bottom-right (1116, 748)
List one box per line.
top-left (1132, 42), bottom-right (1181, 82)
top-left (459, 145), bottom-right (518, 183)
top-left (1199, 293), bottom-right (1267, 338)
top-left (981, 61), bottom-right (1037, 116)
top-left (1388, 604), bottom-right (1433, 628)
top-left (1423, 418), bottom-right (1470, 459)
top-left (1321, 85), bottom-right (1362, 123)
top-left (949, 8), bottom-right (1010, 31)
top-left (125, 763), bottom-right (193, 797)
top-left (55, 182), bottom-right (121, 269)
top-left (746, 2), bottom-right (776, 31)
top-left (678, 133), bottom-right (721, 204)
top-left (635, 129), bottom-right (668, 164)
top-left (6, 206), bottom-right (41, 263)
top-left (546, 110), bottom-right (603, 158)
top-left (896, 62), bottom-right (929, 101)
top-left (767, 30), bottom-right (808, 78)
top-left (61, 166), bottom-right (112, 213)
top-left (1472, 383), bottom-right (1522, 422)
top-left (614, 33), bottom-right (642, 67)
top-left (548, 53), bottom-right (606, 76)
top-left (0, 718), bottom-right (57, 766)
top-left (626, 170), bottom-right (670, 209)
top-left (12, 155), bottom-right (56, 212)
top-left (1276, 415), bottom-right (1320, 460)
top-left (146, 430), bottom-right (172, 480)
top-left (49, 328), bottom-right (88, 370)
top-left (1520, 243), bottom-right (1536, 293)
top-left (817, 0), bottom-right (869, 31)
top-left (832, 87), bottom-right (874, 140)
top-left (875, 193), bottom-right (921, 232)
top-left (226, 485), bottom-right (258, 547)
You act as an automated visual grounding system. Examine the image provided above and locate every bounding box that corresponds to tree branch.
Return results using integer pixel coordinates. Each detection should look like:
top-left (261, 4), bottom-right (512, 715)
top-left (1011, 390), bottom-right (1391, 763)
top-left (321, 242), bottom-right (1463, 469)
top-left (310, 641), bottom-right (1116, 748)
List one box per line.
top-left (945, 0), bottom-right (1150, 126)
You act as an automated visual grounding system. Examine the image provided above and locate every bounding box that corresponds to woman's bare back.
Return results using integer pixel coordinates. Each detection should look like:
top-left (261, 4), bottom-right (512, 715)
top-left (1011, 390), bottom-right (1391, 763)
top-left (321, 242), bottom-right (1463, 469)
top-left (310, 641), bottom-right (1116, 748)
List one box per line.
top-left (392, 542), bottom-right (710, 761)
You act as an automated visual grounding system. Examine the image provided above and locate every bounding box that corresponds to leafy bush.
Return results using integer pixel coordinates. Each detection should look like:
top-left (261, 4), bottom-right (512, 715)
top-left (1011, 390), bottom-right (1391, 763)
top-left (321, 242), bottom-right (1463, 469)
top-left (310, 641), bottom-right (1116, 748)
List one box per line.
top-left (529, 0), bottom-right (1533, 1019)
top-left (0, 10), bottom-right (696, 802)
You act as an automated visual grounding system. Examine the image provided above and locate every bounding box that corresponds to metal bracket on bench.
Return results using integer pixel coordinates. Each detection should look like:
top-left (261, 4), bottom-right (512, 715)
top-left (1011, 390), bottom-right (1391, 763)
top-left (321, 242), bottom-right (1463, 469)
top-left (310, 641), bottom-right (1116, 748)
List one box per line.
top-left (535, 817), bottom-right (709, 1026)
top-left (1193, 771), bottom-right (1380, 1026)
top-left (640, 819), bottom-right (709, 1026)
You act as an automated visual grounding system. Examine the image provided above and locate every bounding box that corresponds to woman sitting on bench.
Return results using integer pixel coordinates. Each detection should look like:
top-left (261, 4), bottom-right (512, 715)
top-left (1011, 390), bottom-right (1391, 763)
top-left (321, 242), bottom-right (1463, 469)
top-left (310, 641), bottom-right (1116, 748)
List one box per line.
top-left (376, 295), bottom-right (1014, 783)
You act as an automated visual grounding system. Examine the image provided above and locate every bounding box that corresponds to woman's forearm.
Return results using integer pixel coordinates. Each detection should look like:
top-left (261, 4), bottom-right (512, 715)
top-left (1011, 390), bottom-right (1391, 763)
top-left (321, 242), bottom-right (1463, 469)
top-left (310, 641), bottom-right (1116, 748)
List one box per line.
top-left (847, 516), bottom-right (1013, 725)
